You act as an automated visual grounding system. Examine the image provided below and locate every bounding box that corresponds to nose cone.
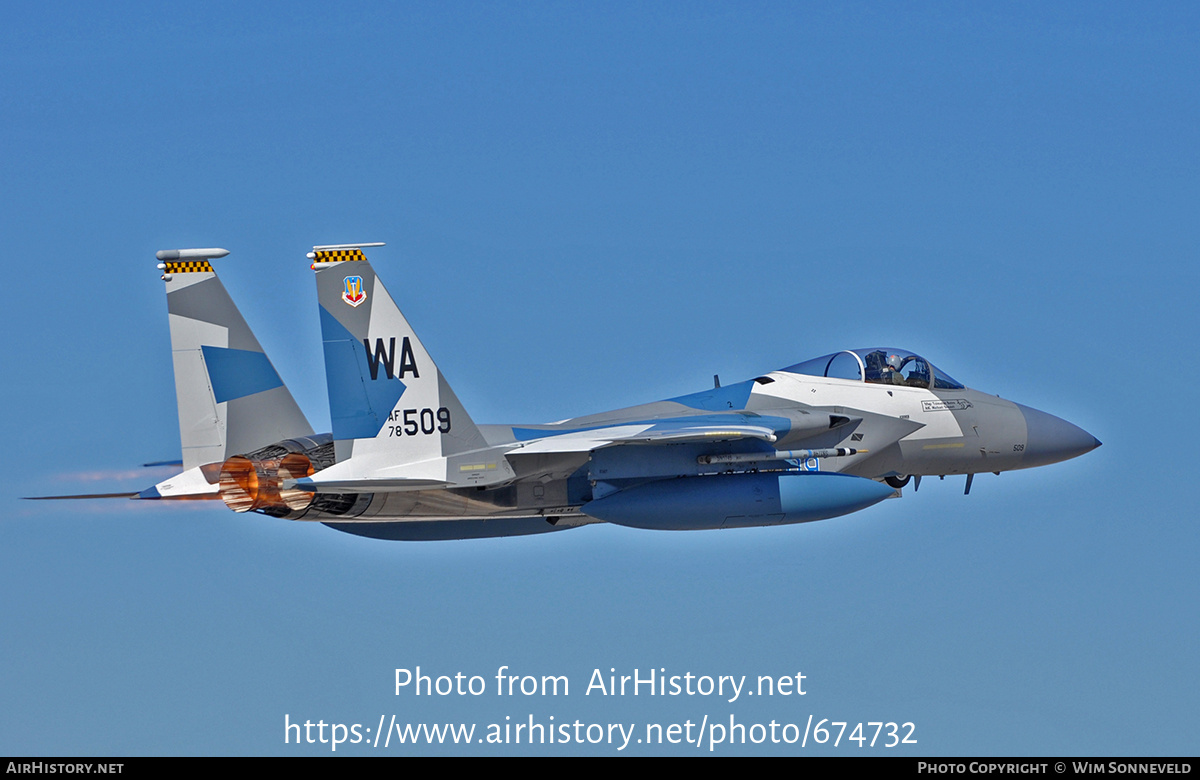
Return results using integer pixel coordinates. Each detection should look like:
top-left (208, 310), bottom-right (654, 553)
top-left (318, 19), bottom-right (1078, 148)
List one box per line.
top-left (1017, 404), bottom-right (1101, 468)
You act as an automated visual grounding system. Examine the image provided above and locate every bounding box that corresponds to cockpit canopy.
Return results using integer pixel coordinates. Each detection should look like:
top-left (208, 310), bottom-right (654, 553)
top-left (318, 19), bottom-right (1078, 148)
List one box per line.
top-left (783, 348), bottom-right (965, 390)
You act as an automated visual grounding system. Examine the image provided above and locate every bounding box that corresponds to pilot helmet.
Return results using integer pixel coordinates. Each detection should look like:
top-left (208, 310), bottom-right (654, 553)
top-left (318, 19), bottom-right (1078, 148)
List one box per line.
top-left (886, 353), bottom-right (904, 371)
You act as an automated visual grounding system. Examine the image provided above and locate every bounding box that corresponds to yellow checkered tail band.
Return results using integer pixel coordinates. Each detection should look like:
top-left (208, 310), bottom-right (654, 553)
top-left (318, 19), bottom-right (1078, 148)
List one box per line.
top-left (163, 260), bottom-right (213, 274)
top-left (312, 249), bottom-right (366, 263)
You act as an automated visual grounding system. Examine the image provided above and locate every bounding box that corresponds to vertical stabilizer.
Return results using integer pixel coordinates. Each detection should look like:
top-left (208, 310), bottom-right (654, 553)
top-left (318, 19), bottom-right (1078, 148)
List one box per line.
top-left (159, 248), bottom-right (313, 469)
top-left (311, 244), bottom-right (493, 473)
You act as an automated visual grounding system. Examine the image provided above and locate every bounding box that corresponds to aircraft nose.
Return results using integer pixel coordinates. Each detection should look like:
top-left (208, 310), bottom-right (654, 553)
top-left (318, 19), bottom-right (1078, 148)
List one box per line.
top-left (1016, 403), bottom-right (1101, 468)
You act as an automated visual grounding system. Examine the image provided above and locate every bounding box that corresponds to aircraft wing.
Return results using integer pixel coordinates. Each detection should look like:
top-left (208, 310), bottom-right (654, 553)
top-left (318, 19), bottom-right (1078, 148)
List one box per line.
top-left (506, 419), bottom-right (781, 455)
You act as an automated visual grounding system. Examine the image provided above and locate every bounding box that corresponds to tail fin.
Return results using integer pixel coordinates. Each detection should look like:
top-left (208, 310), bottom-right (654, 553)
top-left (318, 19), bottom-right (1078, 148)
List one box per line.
top-left (311, 244), bottom-right (490, 468)
top-left (160, 248), bottom-right (313, 469)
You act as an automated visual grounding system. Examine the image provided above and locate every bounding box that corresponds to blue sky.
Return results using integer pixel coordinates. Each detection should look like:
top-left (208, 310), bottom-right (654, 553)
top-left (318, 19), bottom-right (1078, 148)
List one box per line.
top-left (1, 2), bottom-right (1196, 755)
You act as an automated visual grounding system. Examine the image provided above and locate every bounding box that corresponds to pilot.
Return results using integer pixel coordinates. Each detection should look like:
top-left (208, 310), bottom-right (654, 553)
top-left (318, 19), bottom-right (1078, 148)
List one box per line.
top-left (882, 353), bottom-right (907, 385)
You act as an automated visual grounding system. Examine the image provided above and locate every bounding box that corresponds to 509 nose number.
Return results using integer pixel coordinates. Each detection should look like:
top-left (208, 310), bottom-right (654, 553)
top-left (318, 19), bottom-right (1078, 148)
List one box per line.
top-left (387, 407), bottom-right (452, 437)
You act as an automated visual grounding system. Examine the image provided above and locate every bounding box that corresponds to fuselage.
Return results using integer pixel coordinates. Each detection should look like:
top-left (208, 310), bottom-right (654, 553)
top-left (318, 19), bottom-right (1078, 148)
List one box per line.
top-left (312, 348), bottom-right (1099, 533)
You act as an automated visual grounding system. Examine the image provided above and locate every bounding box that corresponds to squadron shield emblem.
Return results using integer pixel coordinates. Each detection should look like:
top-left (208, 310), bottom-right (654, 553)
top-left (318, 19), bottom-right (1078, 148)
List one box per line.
top-left (342, 276), bottom-right (366, 307)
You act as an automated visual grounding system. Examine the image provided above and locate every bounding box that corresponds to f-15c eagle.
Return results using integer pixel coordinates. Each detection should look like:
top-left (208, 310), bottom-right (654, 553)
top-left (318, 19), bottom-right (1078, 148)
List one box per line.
top-left (44, 244), bottom-right (1100, 541)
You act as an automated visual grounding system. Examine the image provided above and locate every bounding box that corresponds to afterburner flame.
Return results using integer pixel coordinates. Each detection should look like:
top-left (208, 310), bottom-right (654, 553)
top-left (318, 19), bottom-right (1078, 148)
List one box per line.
top-left (218, 453), bottom-right (314, 513)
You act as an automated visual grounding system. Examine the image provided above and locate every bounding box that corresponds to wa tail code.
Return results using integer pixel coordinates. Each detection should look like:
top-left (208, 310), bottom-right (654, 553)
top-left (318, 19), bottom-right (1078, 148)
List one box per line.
top-left (364, 337), bottom-right (419, 381)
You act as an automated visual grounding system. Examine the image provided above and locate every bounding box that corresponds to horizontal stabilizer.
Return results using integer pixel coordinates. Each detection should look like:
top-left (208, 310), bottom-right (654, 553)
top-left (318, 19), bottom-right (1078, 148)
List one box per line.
top-left (296, 449), bottom-right (514, 493)
top-left (138, 465), bottom-right (222, 499)
top-left (290, 477), bottom-right (451, 493)
top-left (25, 492), bottom-right (141, 500)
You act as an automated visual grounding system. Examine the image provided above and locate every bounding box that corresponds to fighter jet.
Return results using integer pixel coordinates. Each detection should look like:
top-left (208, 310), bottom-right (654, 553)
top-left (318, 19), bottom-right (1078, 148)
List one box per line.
top-left (75, 244), bottom-right (1100, 541)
